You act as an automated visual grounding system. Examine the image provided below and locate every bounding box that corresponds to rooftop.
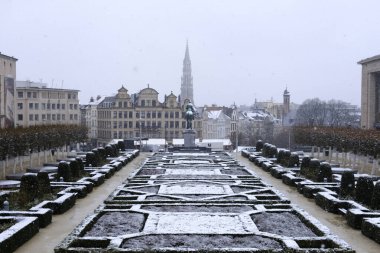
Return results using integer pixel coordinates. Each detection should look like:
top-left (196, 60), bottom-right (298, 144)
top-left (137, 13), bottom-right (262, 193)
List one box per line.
top-left (358, 54), bottom-right (380, 65)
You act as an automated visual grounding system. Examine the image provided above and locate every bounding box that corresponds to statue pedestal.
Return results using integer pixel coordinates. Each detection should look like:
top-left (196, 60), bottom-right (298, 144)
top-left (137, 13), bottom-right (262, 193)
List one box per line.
top-left (183, 129), bottom-right (196, 147)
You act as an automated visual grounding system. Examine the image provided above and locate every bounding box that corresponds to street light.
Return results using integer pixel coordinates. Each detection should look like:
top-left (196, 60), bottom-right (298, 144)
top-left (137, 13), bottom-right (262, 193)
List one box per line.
top-left (139, 112), bottom-right (142, 152)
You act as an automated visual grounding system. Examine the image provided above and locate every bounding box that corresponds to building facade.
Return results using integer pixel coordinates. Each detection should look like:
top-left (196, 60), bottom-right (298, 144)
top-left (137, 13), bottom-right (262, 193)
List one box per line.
top-left (83, 95), bottom-right (105, 146)
top-left (202, 108), bottom-right (231, 139)
top-left (97, 86), bottom-right (202, 145)
top-left (0, 53), bottom-right (17, 128)
top-left (15, 81), bottom-right (80, 127)
top-left (180, 42), bottom-right (194, 105)
top-left (358, 55), bottom-right (380, 129)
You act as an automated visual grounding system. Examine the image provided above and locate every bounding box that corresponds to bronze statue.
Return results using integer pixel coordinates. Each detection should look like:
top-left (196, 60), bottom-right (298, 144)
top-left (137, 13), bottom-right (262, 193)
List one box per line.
top-left (185, 101), bottom-right (195, 129)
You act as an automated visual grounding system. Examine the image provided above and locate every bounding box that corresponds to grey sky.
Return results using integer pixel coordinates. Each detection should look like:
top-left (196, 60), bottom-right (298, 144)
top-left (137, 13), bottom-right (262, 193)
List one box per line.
top-left (2, 0), bottom-right (379, 107)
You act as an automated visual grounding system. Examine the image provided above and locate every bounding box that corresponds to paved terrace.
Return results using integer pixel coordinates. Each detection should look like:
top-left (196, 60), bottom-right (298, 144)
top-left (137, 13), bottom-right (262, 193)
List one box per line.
top-left (14, 152), bottom-right (380, 252)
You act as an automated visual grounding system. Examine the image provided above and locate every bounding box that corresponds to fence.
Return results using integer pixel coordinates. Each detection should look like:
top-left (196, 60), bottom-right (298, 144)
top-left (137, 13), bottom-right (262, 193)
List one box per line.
top-left (0, 148), bottom-right (68, 180)
top-left (310, 146), bottom-right (380, 176)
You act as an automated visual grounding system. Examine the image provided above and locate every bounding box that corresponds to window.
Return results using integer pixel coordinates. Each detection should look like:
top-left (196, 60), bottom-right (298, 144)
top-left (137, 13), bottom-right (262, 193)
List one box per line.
top-left (158, 112), bottom-right (162, 118)
top-left (29, 103), bottom-right (33, 109)
top-left (118, 101), bottom-right (122, 108)
top-left (170, 112), bottom-right (174, 118)
top-left (113, 111), bottom-right (117, 118)
top-left (165, 112), bottom-right (168, 118)
top-left (68, 94), bottom-right (71, 99)
top-left (113, 121), bottom-right (117, 128)
top-left (35, 103), bottom-right (39, 110)
top-left (62, 104), bottom-right (65, 109)
top-left (47, 103), bottom-right (51, 109)
top-left (119, 112), bottom-right (122, 118)
top-left (175, 121), bottom-right (179, 128)
top-left (74, 104), bottom-right (78, 110)
top-left (62, 114), bottom-right (65, 120)
top-left (170, 121), bottom-right (174, 128)
top-left (57, 114), bottom-right (61, 120)
top-left (52, 114), bottom-right (56, 120)
top-left (18, 92), bottom-right (23, 98)
top-left (18, 114), bottom-right (23, 121)
top-left (124, 121), bottom-right (128, 128)
top-left (47, 114), bottom-right (51, 120)
top-left (175, 112), bottom-right (179, 118)
top-left (57, 103), bottom-right (60, 109)
top-left (17, 103), bottom-right (23, 110)
top-left (70, 104), bottom-right (73, 110)
top-left (141, 111), bottom-right (145, 118)
top-left (124, 101), bottom-right (128, 108)
top-left (35, 114), bottom-right (39, 121)
top-left (52, 103), bottom-right (56, 110)
top-left (158, 121), bottom-right (161, 128)
top-left (136, 112), bottom-right (140, 118)
top-left (119, 121), bottom-right (122, 128)
top-left (33, 92), bottom-right (37, 98)
top-left (42, 114), bottom-right (46, 121)
top-left (74, 114), bottom-right (78, 120)
top-left (147, 111), bottom-right (151, 118)
top-left (124, 111), bottom-right (128, 118)
top-left (29, 114), bottom-right (34, 121)
top-left (141, 100), bottom-right (145, 107)
top-left (152, 100), bottom-right (156, 107)
top-left (152, 111), bottom-right (156, 118)
top-left (70, 114), bottom-right (73, 120)
top-left (42, 103), bottom-right (46, 110)
top-left (129, 122), bottom-right (133, 128)
top-left (136, 122), bottom-right (140, 128)
top-left (129, 111), bottom-right (133, 118)
top-left (27, 92), bottom-right (32, 98)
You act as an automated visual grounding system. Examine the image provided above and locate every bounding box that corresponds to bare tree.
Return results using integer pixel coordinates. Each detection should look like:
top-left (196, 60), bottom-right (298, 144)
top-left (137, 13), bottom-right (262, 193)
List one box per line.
top-left (295, 98), bottom-right (359, 127)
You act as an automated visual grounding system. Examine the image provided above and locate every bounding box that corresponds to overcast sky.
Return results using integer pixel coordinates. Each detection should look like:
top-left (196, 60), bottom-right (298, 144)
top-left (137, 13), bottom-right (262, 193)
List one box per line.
top-left (2, 0), bottom-right (380, 107)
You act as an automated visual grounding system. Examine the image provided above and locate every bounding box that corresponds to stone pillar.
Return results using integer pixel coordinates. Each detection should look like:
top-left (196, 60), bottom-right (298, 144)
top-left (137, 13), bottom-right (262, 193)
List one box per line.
top-left (183, 129), bottom-right (196, 148)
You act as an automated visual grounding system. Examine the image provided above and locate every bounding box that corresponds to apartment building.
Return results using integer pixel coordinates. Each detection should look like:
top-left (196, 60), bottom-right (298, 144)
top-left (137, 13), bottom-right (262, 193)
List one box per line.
top-left (97, 86), bottom-right (202, 145)
top-left (0, 53), bottom-right (17, 128)
top-left (15, 81), bottom-right (80, 127)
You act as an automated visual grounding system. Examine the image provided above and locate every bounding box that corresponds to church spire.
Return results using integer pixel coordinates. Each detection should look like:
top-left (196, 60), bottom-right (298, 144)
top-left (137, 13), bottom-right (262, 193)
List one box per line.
top-left (180, 40), bottom-right (194, 105)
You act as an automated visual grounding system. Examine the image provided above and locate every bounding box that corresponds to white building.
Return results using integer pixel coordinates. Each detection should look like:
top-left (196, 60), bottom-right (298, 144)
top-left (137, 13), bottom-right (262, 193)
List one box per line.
top-left (202, 109), bottom-right (231, 139)
top-left (15, 81), bottom-right (80, 127)
top-left (84, 95), bottom-right (105, 144)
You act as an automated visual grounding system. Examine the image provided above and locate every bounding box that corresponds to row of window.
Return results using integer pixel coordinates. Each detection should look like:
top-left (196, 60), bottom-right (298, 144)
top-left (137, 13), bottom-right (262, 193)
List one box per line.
top-left (98, 110), bottom-right (185, 120)
top-left (17, 113), bottom-right (79, 121)
top-left (17, 103), bottom-right (78, 110)
top-left (17, 91), bottom-right (77, 99)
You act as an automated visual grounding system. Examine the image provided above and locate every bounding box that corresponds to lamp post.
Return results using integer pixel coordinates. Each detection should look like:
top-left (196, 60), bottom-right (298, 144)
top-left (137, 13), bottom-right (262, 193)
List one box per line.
top-left (139, 113), bottom-right (142, 152)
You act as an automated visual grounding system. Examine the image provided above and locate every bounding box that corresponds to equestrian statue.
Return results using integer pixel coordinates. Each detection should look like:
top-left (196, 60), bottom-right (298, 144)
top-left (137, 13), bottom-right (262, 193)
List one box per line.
top-left (185, 101), bottom-right (195, 129)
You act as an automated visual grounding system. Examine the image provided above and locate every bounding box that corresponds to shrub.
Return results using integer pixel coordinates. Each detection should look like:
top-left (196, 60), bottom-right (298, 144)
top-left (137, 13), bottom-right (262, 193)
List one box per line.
top-left (277, 149), bottom-right (285, 164)
top-left (57, 161), bottom-right (71, 181)
top-left (289, 152), bottom-right (300, 167)
top-left (256, 140), bottom-right (264, 152)
top-left (355, 177), bottom-right (374, 206)
top-left (19, 173), bottom-right (39, 204)
top-left (69, 160), bottom-right (80, 178)
top-left (117, 140), bottom-right (126, 151)
top-left (340, 171), bottom-right (355, 197)
top-left (318, 162), bottom-right (332, 182)
top-left (37, 171), bottom-right (51, 197)
top-left (371, 182), bottom-right (380, 210)
top-left (86, 152), bottom-right (96, 167)
top-left (75, 157), bottom-right (84, 174)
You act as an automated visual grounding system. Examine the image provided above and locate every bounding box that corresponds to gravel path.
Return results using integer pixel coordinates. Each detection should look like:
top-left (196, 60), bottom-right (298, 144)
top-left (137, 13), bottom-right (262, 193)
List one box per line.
top-left (238, 154), bottom-right (380, 253)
